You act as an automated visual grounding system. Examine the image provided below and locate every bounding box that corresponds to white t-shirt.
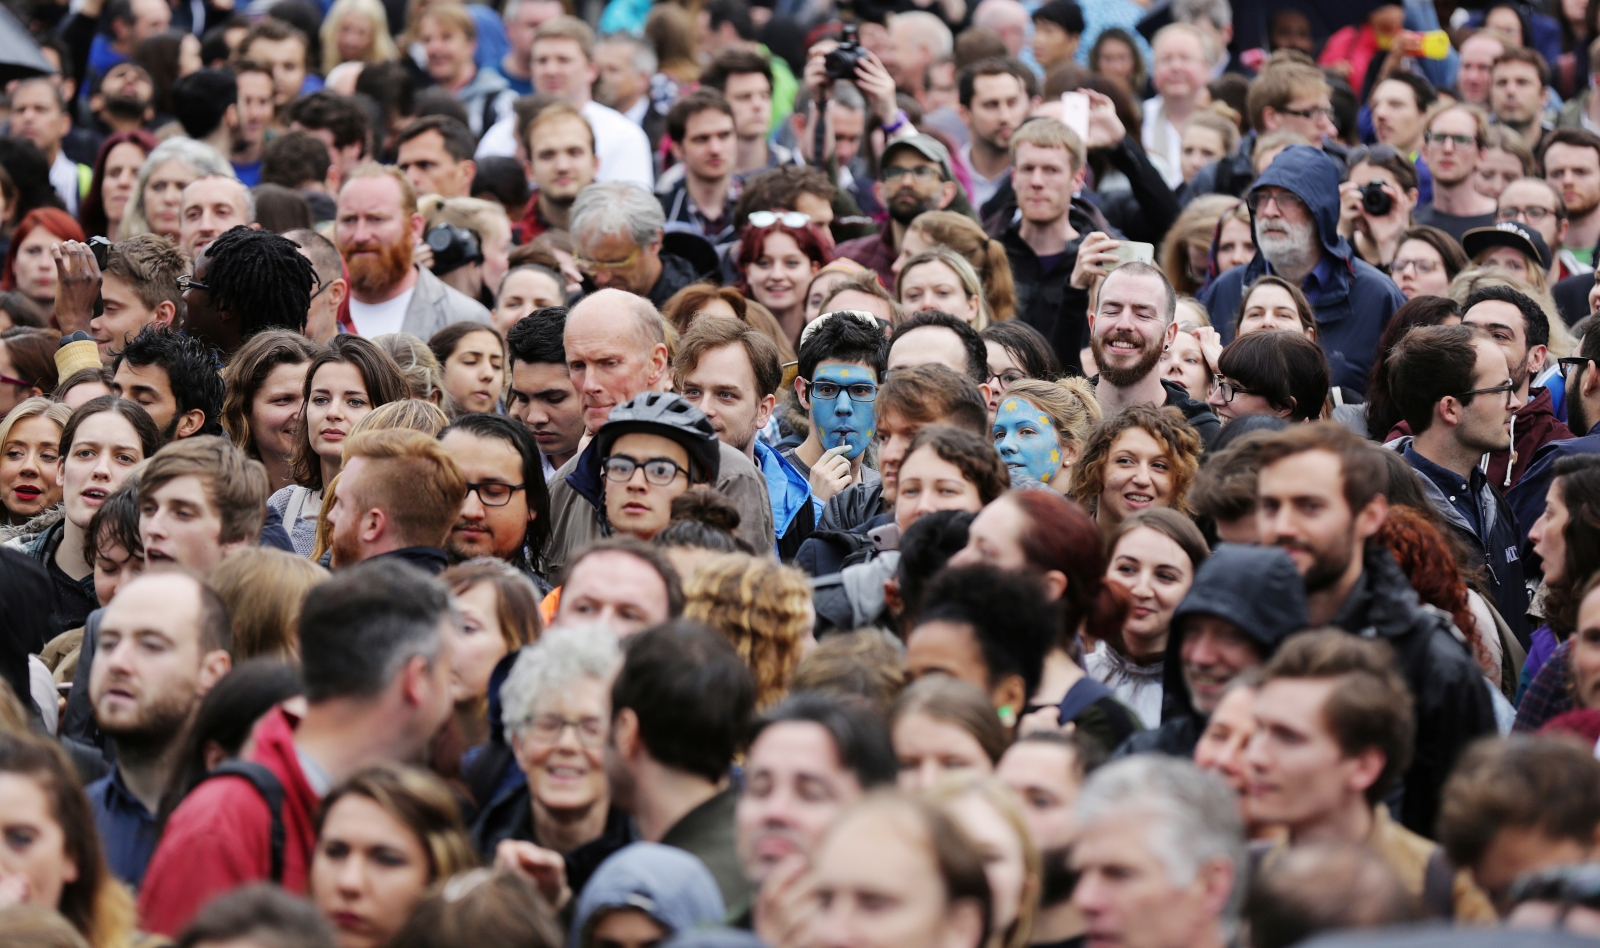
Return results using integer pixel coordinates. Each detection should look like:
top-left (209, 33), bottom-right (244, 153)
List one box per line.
top-left (476, 100), bottom-right (654, 191)
top-left (348, 286), bottom-right (416, 337)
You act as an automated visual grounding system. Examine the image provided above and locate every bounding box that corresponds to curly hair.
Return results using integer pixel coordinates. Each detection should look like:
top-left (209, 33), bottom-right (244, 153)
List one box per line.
top-left (1068, 404), bottom-right (1202, 518)
top-left (1001, 377), bottom-right (1102, 457)
top-left (1373, 504), bottom-right (1493, 677)
top-left (683, 552), bottom-right (812, 710)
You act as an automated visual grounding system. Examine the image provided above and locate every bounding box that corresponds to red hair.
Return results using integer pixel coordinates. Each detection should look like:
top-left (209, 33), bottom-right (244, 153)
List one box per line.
top-left (2, 208), bottom-right (86, 292)
top-left (735, 222), bottom-right (833, 293)
top-left (1008, 490), bottom-right (1129, 650)
top-left (1376, 505), bottom-right (1492, 676)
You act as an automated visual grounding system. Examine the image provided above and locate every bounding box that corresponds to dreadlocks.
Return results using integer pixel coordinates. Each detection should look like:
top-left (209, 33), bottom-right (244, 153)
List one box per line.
top-left (203, 226), bottom-right (316, 336)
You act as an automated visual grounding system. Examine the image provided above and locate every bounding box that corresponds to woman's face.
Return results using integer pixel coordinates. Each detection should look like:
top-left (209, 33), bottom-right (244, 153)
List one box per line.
top-left (338, 11), bottom-right (377, 62)
top-left (894, 711), bottom-right (994, 792)
top-left (1207, 371), bottom-right (1286, 423)
top-left (311, 794), bottom-right (433, 948)
top-left (14, 228), bottom-right (62, 306)
top-left (1193, 685), bottom-right (1257, 798)
top-left (895, 445), bottom-right (985, 533)
top-left (493, 268), bottom-right (564, 338)
top-left (0, 773), bottom-right (77, 911)
top-left (1393, 238), bottom-right (1451, 299)
top-left (1180, 126), bottom-right (1227, 184)
top-left (746, 232), bottom-right (818, 316)
top-left (450, 581), bottom-right (510, 705)
top-left (92, 534), bottom-right (144, 607)
top-left (985, 341), bottom-right (1026, 393)
top-left (992, 395), bottom-right (1064, 486)
top-left (1, 415), bottom-right (63, 520)
top-left (1096, 37), bottom-right (1136, 81)
top-left (1105, 526), bottom-right (1195, 655)
top-left (901, 260), bottom-right (979, 325)
top-left (1531, 479), bottom-right (1572, 586)
top-left (1486, 5), bottom-right (1524, 45)
top-left (891, 227), bottom-right (935, 276)
top-left (804, 270), bottom-right (850, 324)
top-left (102, 142), bottom-right (149, 229)
top-left (306, 361), bottom-right (373, 465)
top-left (1475, 148), bottom-right (1525, 200)
top-left (59, 411), bottom-right (145, 529)
top-left (250, 361), bottom-right (309, 463)
top-left (511, 674), bottom-right (611, 815)
top-left (1215, 217), bottom-right (1256, 273)
top-left (949, 496), bottom-right (1028, 572)
top-left (441, 329), bottom-right (505, 415)
top-left (1237, 284), bottom-right (1309, 337)
top-left (946, 793), bottom-right (1029, 937)
top-left (1159, 330), bottom-right (1210, 399)
top-left (0, 342), bottom-right (37, 419)
top-left (1099, 427), bottom-right (1174, 523)
top-left (1478, 246), bottom-right (1532, 283)
top-left (145, 159), bottom-right (201, 238)
top-left (1575, 586), bottom-right (1600, 710)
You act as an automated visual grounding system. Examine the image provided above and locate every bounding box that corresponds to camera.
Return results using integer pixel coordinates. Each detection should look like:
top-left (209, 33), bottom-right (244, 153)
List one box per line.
top-left (425, 223), bottom-right (483, 276)
top-left (89, 235), bottom-right (112, 271)
top-left (1359, 181), bottom-right (1393, 217)
top-left (824, 23), bottom-right (867, 81)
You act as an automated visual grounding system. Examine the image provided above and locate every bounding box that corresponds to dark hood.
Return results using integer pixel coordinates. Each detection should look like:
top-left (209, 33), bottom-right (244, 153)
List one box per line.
top-left (1247, 144), bottom-right (1351, 264)
top-left (1160, 543), bottom-right (1308, 724)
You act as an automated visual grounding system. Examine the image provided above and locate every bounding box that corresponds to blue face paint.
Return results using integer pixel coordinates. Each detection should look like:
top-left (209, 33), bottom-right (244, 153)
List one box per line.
top-left (808, 363), bottom-right (876, 459)
top-left (993, 397), bottom-right (1062, 484)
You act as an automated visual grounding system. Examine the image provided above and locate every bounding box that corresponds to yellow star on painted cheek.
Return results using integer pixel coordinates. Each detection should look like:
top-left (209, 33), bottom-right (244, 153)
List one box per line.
top-left (1038, 415), bottom-right (1050, 425)
top-left (1050, 449), bottom-right (1060, 463)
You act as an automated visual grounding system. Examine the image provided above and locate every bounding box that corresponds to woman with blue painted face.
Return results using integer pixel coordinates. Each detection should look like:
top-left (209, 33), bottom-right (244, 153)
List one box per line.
top-left (990, 378), bottom-right (1101, 495)
top-left (595, 392), bottom-right (721, 541)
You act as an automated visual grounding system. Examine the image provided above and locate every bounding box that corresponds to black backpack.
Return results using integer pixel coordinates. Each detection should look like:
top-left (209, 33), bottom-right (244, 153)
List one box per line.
top-left (191, 760), bottom-right (287, 883)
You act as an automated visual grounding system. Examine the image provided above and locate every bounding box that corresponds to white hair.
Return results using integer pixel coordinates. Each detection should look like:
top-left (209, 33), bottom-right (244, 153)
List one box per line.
top-left (499, 624), bottom-right (621, 742)
top-left (890, 10), bottom-right (953, 55)
top-left (121, 138), bottom-right (235, 239)
top-left (1173, 0), bottom-right (1231, 30)
top-left (570, 181), bottom-right (665, 249)
top-left (972, 0), bottom-right (1029, 31)
top-left (1077, 756), bottom-right (1247, 921)
top-left (598, 31), bottom-right (659, 77)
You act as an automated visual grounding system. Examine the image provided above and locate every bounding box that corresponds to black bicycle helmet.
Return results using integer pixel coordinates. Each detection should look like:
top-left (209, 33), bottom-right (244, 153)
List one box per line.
top-left (594, 392), bottom-right (721, 484)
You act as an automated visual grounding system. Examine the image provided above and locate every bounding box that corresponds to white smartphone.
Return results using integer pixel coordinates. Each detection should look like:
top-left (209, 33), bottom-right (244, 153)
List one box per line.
top-left (1060, 91), bottom-right (1090, 142)
top-left (1107, 241), bottom-right (1155, 270)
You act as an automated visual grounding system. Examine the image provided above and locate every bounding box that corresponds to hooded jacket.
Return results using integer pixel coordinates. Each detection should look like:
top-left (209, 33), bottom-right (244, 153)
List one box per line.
top-left (570, 842), bottom-right (727, 948)
top-left (1198, 145), bottom-right (1405, 395)
top-left (1116, 544), bottom-right (1309, 758)
top-left (1483, 386), bottom-right (1572, 491)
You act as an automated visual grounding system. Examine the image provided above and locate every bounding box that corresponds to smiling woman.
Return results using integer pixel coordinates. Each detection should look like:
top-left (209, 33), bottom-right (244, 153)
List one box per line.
top-left (1068, 403), bottom-right (1202, 534)
top-left (0, 397), bottom-right (71, 526)
top-left (737, 221), bottom-right (832, 346)
top-left (221, 330), bottom-right (320, 494)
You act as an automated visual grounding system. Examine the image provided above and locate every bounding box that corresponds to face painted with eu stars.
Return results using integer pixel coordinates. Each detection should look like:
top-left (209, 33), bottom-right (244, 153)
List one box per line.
top-left (992, 397), bottom-right (1062, 485)
top-left (805, 363), bottom-right (877, 459)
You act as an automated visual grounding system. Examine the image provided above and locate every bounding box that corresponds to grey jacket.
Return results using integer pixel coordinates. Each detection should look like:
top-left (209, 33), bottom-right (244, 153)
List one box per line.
top-left (401, 266), bottom-right (492, 339)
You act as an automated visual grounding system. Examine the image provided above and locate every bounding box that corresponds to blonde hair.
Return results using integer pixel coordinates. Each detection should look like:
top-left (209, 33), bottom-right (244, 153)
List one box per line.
top-left (352, 397), bottom-right (451, 437)
top-left (313, 763), bottom-right (479, 883)
top-left (683, 553), bottom-right (812, 710)
top-left (906, 211), bottom-right (1017, 321)
top-left (897, 247), bottom-right (993, 330)
top-left (373, 333), bottom-right (446, 404)
top-left (210, 547), bottom-right (329, 660)
top-left (1160, 194), bottom-right (1243, 296)
top-left (1448, 266), bottom-right (1576, 357)
top-left (925, 777), bottom-right (1042, 948)
top-left (320, 0), bottom-right (399, 72)
top-left (1009, 118), bottom-right (1085, 172)
top-left (0, 396), bottom-right (70, 450)
top-left (1000, 377), bottom-right (1102, 456)
top-left (646, 4), bottom-right (699, 85)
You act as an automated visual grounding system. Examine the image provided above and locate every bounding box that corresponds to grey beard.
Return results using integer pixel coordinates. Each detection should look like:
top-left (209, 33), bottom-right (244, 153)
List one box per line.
top-left (1259, 232), bottom-right (1318, 282)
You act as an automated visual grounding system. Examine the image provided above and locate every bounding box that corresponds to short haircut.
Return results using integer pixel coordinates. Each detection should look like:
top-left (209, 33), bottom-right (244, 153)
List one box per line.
top-left (524, 99), bottom-right (595, 154)
top-left (889, 310), bottom-right (988, 383)
top-left (748, 690), bottom-right (898, 789)
top-left (1541, 125), bottom-right (1600, 174)
top-left (699, 47), bottom-right (771, 92)
top-left (1100, 261), bottom-right (1178, 324)
top-left (673, 315), bottom-right (782, 398)
top-left (1493, 46), bottom-right (1550, 88)
top-left (818, 271), bottom-right (901, 323)
top-left (140, 435), bottom-right (270, 544)
top-left (342, 163), bottom-right (418, 217)
top-left (1216, 330), bottom-right (1329, 423)
top-left (342, 428), bottom-right (467, 549)
top-left (1438, 735), bottom-right (1600, 871)
top-left (878, 363), bottom-right (988, 437)
top-left (506, 305), bottom-right (567, 367)
top-left (1376, 72), bottom-right (1436, 113)
top-left (500, 623), bottom-right (620, 740)
top-left (1463, 283), bottom-right (1549, 351)
top-left (563, 536), bottom-right (684, 615)
top-left (170, 68), bottom-right (238, 139)
top-left (1253, 421), bottom-right (1390, 516)
top-left (113, 325), bottom-right (226, 437)
top-left (915, 563), bottom-right (1055, 701)
top-left (1189, 428), bottom-right (1277, 523)
top-left (1009, 116), bottom-right (1086, 171)
top-left (610, 618), bottom-right (756, 780)
top-left (1423, 100), bottom-right (1490, 147)
top-left (958, 56), bottom-right (1034, 109)
top-left (796, 311), bottom-right (886, 384)
top-left (298, 558), bottom-right (454, 702)
top-left (284, 91), bottom-right (371, 154)
top-left (282, 228), bottom-right (342, 288)
top-left (397, 115), bottom-right (476, 163)
top-left (175, 884), bottom-right (337, 948)
top-left (903, 424), bottom-right (1010, 504)
top-left (418, 1), bottom-right (476, 39)
top-left (1245, 61), bottom-right (1328, 133)
top-left (534, 15), bottom-right (595, 60)
top-left (570, 182), bottom-right (663, 248)
top-left (1386, 324), bottom-right (1484, 436)
top-left (203, 226), bottom-right (316, 337)
top-left (666, 88), bottom-right (735, 145)
top-left (790, 630), bottom-right (906, 713)
top-left (104, 234), bottom-right (187, 321)
top-left (261, 130), bottom-right (331, 190)
top-left (1260, 630), bottom-right (1414, 804)
top-left (705, 0), bottom-right (754, 40)
top-left (238, 18), bottom-right (308, 60)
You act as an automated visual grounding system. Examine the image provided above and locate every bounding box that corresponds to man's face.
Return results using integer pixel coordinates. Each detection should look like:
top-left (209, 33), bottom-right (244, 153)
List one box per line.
top-left (1267, 90), bottom-right (1336, 142)
top-left (723, 71), bottom-right (773, 140)
top-left (139, 474), bottom-right (234, 572)
top-left (676, 108), bottom-right (736, 183)
top-left (1072, 811), bottom-right (1227, 948)
top-left (398, 129), bottom-right (474, 199)
top-left (875, 150), bottom-right (951, 227)
top-left (440, 428), bottom-right (531, 562)
top-left (336, 176), bottom-right (421, 298)
top-left (92, 272), bottom-right (163, 361)
top-left (736, 721), bottom-right (863, 886)
top-left (1491, 61), bottom-right (1545, 127)
top-left (1013, 142), bottom-right (1078, 226)
top-left (509, 359), bottom-right (585, 460)
top-left (887, 326), bottom-right (974, 379)
top-left (126, 0), bottom-right (171, 45)
top-left (1370, 79), bottom-right (1424, 150)
top-left (533, 38), bottom-right (597, 103)
top-left (1473, 827), bottom-right (1598, 915)
top-left (681, 343), bottom-right (772, 455)
top-left (1256, 450), bottom-right (1372, 592)
top-left (1245, 678), bottom-right (1371, 831)
top-left (235, 72), bottom-right (277, 148)
top-left (1031, 19), bottom-right (1078, 68)
top-left (1152, 31), bottom-right (1209, 103)
top-left (964, 73), bottom-right (1029, 155)
top-left (326, 455), bottom-right (370, 568)
top-left (180, 177), bottom-right (251, 260)
top-left (111, 361), bottom-right (179, 435)
top-left (529, 115), bottom-right (598, 204)
top-left (1252, 185), bottom-right (1318, 269)
top-left (998, 742), bottom-right (1082, 909)
top-left (564, 304), bottom-right (667, 431)
top-left (604, 431), bottom-right (691, 539)
top-left (179, 252), bottom-right (224, 348)
top-left (1499, 179), bottom-right (1565, 253)
top-left (1458, 34), bottom-right (1503, 105)
top-left (1423, 108), bottom-right (1483, 186)
top-left (830, 106), bottom-right (866, 168)
top-left (509, 0), bottom-right (561, 58)
top-left (594, 41), bottom-right (646, 110)
top-left (99, 63), bottom-right (154, 119)
top-left (1091, 270), bottom-right (1174, 388)
top-left (420, 17), bottom-right (475, 85)
top-left (1451, 339), bottom-right (1519, 454)
top-left (801, 362), bottom-right (877, 460)
top-left (91, 574), bottom-right (218, 745)
top-left (1180, 617), bottom-right (1264, 716)
top-left (889, 20), bottom-right (934, 90)
top-left (1466, 298), bottom-right (1544, 391)
top-left (576, 230), bottom-right (658, 296)
top-left (295, 125), bottom-right (366, 178)
top-left (553, 550), bottom-right (671, 635)
top-left (1545, 142), bottom-right (1600, 219)
top-left (246, 37), bottom-right (309, 107)
top-left (8, 82), bottom-right (70, 159)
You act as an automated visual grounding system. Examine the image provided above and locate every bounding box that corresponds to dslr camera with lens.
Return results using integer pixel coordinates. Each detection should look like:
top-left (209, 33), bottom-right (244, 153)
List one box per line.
top-left (425, 223), bottom-right (483, 276)
top-left (824, 23), bottom-right (867, 80)
top-left (1359, 181), bottom-right (1393, 217)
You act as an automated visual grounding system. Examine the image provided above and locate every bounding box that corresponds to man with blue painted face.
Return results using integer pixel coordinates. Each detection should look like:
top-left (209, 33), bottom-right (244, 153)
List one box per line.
top-left (785, 311), bottom-right (890, 523)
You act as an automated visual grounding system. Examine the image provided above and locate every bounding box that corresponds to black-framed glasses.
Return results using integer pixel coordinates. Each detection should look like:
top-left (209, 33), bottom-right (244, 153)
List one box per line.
top-left (521, 714), bottom-right (606, 748)
top-left (804, 378), bottom-right (877, 402)
top-left (1452, 378), bottom-right (1516, 405)
top-left (989, 370), bottom-right (1027, 390)
top-left (465, 481), bottom-right (525, 506)
top-left (882, 165), bottom-right (944, 183)
top-left (308, 275), bottom-right (331, 301)
top-left (1498, 205), bottom-right (1557, 223)
top-left (1279, 104), bottom-right (1336, 121)
top-left (177, 274), bottom-right (207, 292)
top-left (1212, 376), bottom-right (1259, 403)
top-left (1423, 130), bottom-right (1479, 150)
top-left (1559, 357), bottom-right (1591, 380)
top-left (603, 455), bottom-right (688, 486)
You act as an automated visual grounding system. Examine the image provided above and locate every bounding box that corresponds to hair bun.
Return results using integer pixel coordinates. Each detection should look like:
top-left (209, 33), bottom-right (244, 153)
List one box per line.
top-left (669, 486), bottom-right (741, 532)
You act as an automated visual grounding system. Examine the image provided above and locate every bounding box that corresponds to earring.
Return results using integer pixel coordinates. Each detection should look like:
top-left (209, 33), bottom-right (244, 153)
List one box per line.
top-left (998, 705), bottom-right (1017, 727)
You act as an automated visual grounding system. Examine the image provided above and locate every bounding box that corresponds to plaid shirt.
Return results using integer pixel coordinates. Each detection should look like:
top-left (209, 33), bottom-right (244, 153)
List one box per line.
top-left (1514, 639), bottom-right (1574, 732)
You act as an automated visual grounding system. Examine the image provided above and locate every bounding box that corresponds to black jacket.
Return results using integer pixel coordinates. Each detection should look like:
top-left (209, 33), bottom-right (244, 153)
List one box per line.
top-left (646, 252), bottom-right (712, 310)
top-left (1330, 545), bottom-right (1499, 836)
top-left (817, 480), bottom-right (886, 534)
top-left (1086, 137), bottom-right (1183, 247)
top-left (469, 788), bottom-right (637, 898)
top-left (987, 197), bottom-right (1116, 375)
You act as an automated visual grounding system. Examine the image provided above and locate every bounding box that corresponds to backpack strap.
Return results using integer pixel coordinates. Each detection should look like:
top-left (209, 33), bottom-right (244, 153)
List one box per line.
top-left (1421, 845), bottom-right (1457, 919)
top-left (201, 760), bottom-right (287, 884)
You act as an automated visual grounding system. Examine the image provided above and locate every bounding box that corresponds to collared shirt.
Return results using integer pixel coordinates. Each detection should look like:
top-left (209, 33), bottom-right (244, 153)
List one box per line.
top-left (1294, 253), bottom-right (1341, 308)
top-left (86, 767), bottom-right (160, 889)
top-left (959, 142), bottom-right (1007, 211)
top-left (1404, 443), bottom-right (1485, 538)
top-left (660, 179), bottom-right (737, 244)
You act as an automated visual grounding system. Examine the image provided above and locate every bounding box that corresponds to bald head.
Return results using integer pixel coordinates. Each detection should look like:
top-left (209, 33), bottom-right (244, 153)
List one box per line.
top-left (972, 0), bottom-right (1029, 53)
top-left (564, 288), bottom-right (672, 431)
top-left (181, 174), bottom-right (253, 260)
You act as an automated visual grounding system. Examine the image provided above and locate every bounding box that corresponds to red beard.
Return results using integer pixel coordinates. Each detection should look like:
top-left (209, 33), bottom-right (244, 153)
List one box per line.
top-left (340, 236), bottom-right (414, 298)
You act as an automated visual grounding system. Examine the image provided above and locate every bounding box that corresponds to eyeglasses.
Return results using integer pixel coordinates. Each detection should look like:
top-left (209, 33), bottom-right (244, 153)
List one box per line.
top-left (1498, 205), bottom-right (1557, 223)
top-left (1424, 130), bottom-right (1479, 149)
top-left (1390, 257), bottom-right (1440, 274)
top-left (573, 247), bottom-right (641, 274)
top-left (1559, 356), bottom-right (1591, 380)
top-left (1212, 376), bottom-right (1260, 403)
top-left (804, 378), bottom-right (878, 402)
top-left (746, 210), bottom-right (811, 228)
top-left (1246, 188), bottom-right (1306, 215)
top-left (177, 274), bottom-right (207, 292)
top-left (603, 455), bottom-right (688, 486)
top-left (1278, 104), bottom-right (1336, 122)
top-left (0, 373), bottom-right (35, 388)
top-left (465, 481), bottom-right (525, 506)
top-left (521, 714), bottom-right (606, 748)
top-left (308, 275), bottom-right (331, 301)
top-left (882, 165), bottom-right (944, 183)
top-left (1452, 378), bottom-right (1516, 405)
top-left (989, 370), bottom-right (1027, 390)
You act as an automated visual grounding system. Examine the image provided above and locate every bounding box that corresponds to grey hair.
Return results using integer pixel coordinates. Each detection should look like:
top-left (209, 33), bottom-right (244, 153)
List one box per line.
top-left (570, 182), bottom-right (665, 248)
top-left (1173, 0), bottom-right (1231, 29)
top-left (599, 32), bottom-right (658, 76)
top-left (121, 138), bottom-right (236, 239)
top-left (499, 624), bottom-right (622, 741)
top-left (185, 174), bottom-right (257, 227)
top-left (1077, 757), bottom-right (1247, 923)
top-left (832, 80), bottom-right (866, 112)
top-left (893, 10), bottom-right (954, 55)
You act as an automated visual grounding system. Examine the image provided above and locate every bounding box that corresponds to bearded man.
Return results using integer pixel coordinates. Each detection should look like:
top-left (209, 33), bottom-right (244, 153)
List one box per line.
top-left (832, 135), bottom-right (960, 288)
top-left (334, 165), bottom-right (491, 338)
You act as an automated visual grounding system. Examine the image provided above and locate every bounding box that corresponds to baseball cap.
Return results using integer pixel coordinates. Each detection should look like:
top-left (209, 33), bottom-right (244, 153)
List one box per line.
top-left (880, 134), bottom-right (954, 181)
top-left (1462, 220), bottom-right (1552, 273)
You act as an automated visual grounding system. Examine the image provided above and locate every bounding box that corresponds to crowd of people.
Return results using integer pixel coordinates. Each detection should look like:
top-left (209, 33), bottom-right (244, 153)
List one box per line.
top-left (12, 0), bottom-right (1600, 944)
